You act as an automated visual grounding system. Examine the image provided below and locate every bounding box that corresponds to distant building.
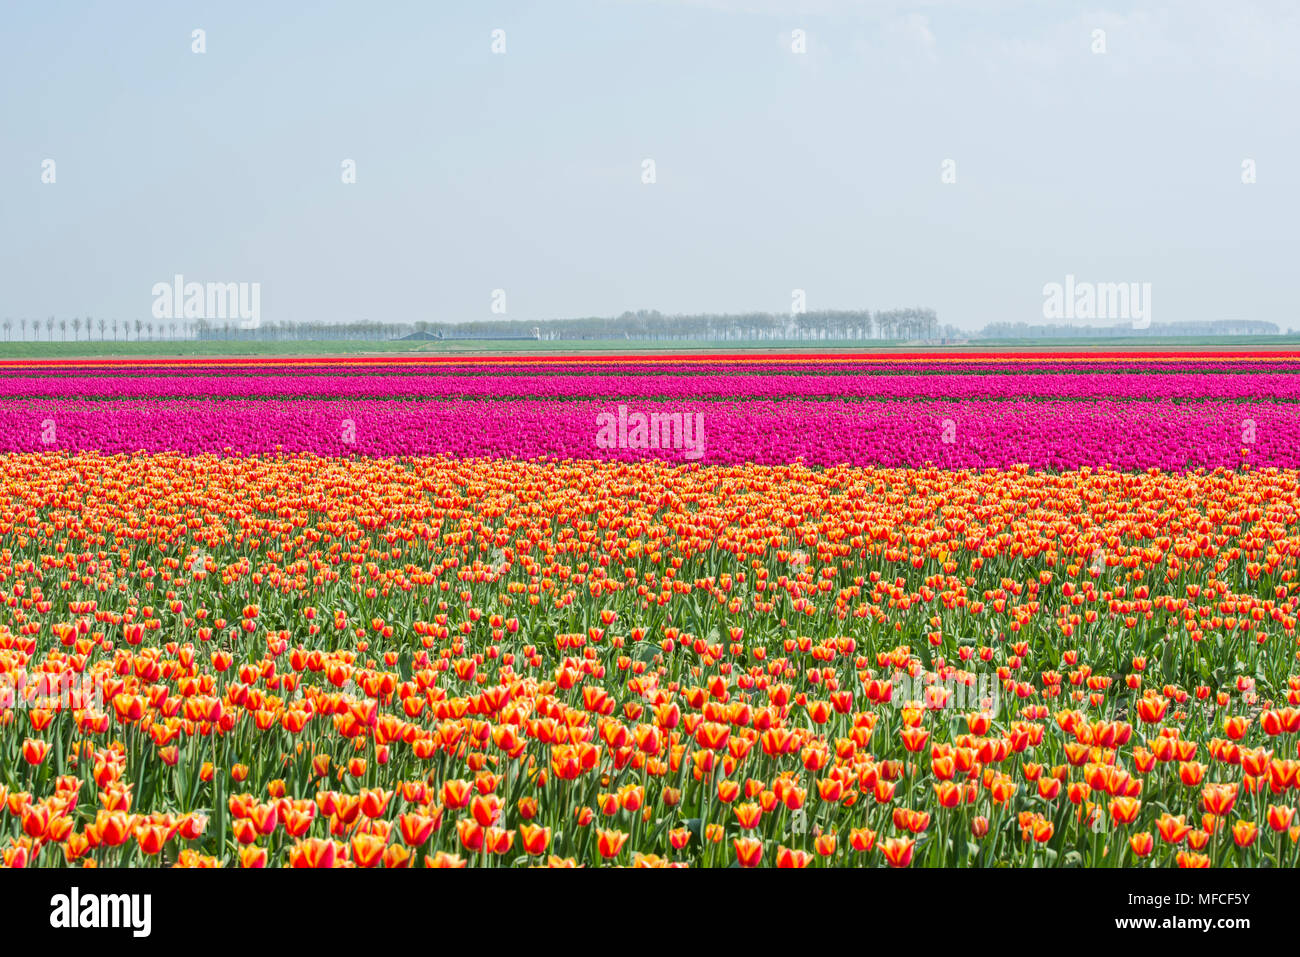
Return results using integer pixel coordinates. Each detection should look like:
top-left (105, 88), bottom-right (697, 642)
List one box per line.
top-left (977, 320), bottom-right (1282, 339)
top-left (397, 330), bottom-right (536, 341)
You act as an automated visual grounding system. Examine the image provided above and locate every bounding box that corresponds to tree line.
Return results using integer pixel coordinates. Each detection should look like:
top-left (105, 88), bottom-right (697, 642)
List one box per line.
top-left (409, 308), bottom-right (948, 341)
top-left (0, 309), bottom-right (949, 342)
top-left (1, 311), bottom-right (1284, 343)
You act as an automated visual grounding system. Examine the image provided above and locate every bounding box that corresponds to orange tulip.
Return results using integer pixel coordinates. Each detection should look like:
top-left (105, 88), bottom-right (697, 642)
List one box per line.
top-left (1202, 783), bottom-right (1238, 817)
top-left (1156, 814), bottom-right (1192, 844)
top-left (290, 838), bottom-right (339, 869)
top-left (136, 823), bottom-right (169, 856)
top-left (21, 738), bottom-right (48, 766)
top-left (469, 794), bottom-right (501, 828)
top-left (456, 819), bottom-right (485, 852)
top-left (424, 852), bottom-right (467, 868)
top-left (398, 812), bottom-right (439, 846)
top-left (1267, 805), bottom-right (1296, 832)
top-left (1110, 797), bottom-right (1141, 825)
top-left (1232, 820), bottom-right (1258, 848)
top-left (95, 811), bottom-right (131, 847)
top-left (360, 788), bottom-right (393, 819)
top-left (775, 846), bottom-right (812, 868)
top-left (239, 846), bottom-right (267, 868)
top-left (596, 829), bottom-right (629, 859)
top-left (519, 824), bottom-right (551, 855)
top-left (734, 836), bottom-right (763, 867)
top-left (879, 837), bottom-right (915, 868)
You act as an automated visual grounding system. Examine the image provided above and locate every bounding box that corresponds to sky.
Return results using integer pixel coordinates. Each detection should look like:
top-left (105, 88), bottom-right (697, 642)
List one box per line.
top-left (1, 0), bottom-right (1297, 332)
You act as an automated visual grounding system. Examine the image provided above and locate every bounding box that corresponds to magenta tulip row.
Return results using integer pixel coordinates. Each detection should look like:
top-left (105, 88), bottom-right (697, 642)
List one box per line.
top-left (3, 371), bottom-right (1300, 401)
top-left (0, 398), bottom-right (1286, 469)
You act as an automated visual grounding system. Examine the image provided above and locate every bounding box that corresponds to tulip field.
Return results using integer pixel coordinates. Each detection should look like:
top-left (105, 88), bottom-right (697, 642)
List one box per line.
top-left (2, 350), bottom-right (1300, 869)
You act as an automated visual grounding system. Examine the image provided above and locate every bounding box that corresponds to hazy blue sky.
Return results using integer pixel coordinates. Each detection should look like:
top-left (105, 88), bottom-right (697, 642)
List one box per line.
top-left (1, 0), bottom-right (1296, 331)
